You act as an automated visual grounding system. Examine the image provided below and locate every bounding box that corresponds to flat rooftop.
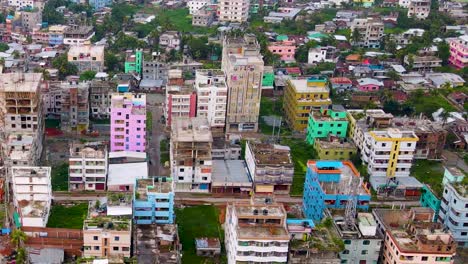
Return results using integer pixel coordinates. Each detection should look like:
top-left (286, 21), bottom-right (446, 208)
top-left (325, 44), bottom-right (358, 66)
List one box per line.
top-left (0, 72), bottom-right (42, 92)
top-left (107, 162), bottom-right (148, 186)
top-left (70, 142), bottom-right (107, 159)
top-left (18, 200), bottom-right (48, 217)
top-left (315, 138), bottom-right (356, 150)
top-left (211, 160), bottom-right (252, 187)
top-left (237, 225), bottom-right (289, 240)
top-left (249, 143), bottom-right (292, 166)
top-left (289, 78), bottom-right (329, 93)
top-left (84, 217), bottom-right (131, 231)
top-left (136, 177), bottom-right (173, 201)
top-left (11, 166), bottom-right (51, 178)
top-left (171, 117), bottom-right (213, 143)
top-left (392, 117), bottom-right (444, 132)
top-left (195, 237), bottom-right (221, 249)
top-left (369, 128), bottom-right (418, 140)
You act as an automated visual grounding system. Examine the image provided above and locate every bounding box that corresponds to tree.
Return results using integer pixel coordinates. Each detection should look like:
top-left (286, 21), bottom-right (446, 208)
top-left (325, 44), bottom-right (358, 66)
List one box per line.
top-left (104, 51), bottom-right (121, 73)
top-left (437, 41), bottom-right (450, 66)
top-left (16, 248), bottom-right (26, 264)
top-left (11, 229), bottom-right (27, 249)
top-left (440, 109), bottom-right (451, 127)
top-left (52, 54), bottom-right (78, 80)
top-left (42, 0), bottom-right (67, 25)
top-left (295, 40), bottom-right (319, 63)
top-left (0, 42), bottom-right (8, 52)
top-left (79, 70), bottom-right (97, 81)
top-left (352, 28), bottom-right (361, 46)
top-left (386, 70), bottom-right (400, 81)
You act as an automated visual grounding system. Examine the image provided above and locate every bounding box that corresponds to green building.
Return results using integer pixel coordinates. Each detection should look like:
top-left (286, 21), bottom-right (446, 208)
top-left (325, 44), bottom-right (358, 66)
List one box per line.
top-left (306, 105), bottom-right (348, 144)
top-left (124, 49), bottom-right (143, 75)
top-left (420, 185), bottom-right (441, 222)
top-left (262, 68), bottom-right (274, 89)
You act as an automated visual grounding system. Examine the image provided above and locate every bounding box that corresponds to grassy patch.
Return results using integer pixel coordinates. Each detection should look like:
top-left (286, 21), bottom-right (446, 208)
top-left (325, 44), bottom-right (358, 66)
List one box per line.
top-left (157, 8), bottom-right (217, 35)
top-left (176, 205), bottom-right (224, 264)
top-left (411, 160), bottom-right (445, 197)
top-left (52, 163), bottom-right (69, 191)
top-left (411, 94), bottom-right (456, 116)
top-left (147, 110), bottom-right (153, 134)
top-left (45, 119), bottom-right (60, 129)
top-left (160, 139), bottom-right (169, 164)
top-left (47, 203), bottom-right (88, 229)
top-left (259, 96), bottom-right (292, 135)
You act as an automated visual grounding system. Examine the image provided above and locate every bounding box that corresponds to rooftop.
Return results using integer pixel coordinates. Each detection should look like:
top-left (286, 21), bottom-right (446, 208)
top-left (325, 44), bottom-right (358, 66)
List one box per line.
top-left (248, 142), bottom-right (292, 166)
top-left (391, 117), bottom-right (445, 133)
top-left (0, 72), bottom-right (42, 92)
top-left (369, 128), bottom-right (419, 141)
top-left (195, 237), bottom-right (221, 249)
top-left (135, 177), bottom-right (173, 201)
top-left (18, 200), bottom-right (48, 217)
top-left (11, 166), bottom-right (51, 178)
top-left (315, 137), bottom-right (356, 150)
top-left (288, 78), bottom-right (329, 94)
top-left (171, 117), bottom-right (213, 143)
top-left (69, 142), bottom-right (107, 159)
top-left (84, 217), bottom-right (131, 231)
top-left (211, 160), bottom-right (252, 187)
top-left (107, 162), bottom-right (148, 186)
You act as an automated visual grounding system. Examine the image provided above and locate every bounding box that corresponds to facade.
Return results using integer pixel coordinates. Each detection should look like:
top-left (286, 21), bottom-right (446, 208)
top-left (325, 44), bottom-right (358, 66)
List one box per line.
top-left (306, 105), bottom-right (348, 144)
top-left (373, 208), bottom-right (457, 264)
top-left (63, 25), bottom-right (95, 46)
top-left (420, 185), bottom-right (441, 221)
top-left (303, 160), bottom-right (371, 222)
top-left (20, 10), bottom-right (42, 31)
top-left (133, 177), bottom-right (175, 224)
top-left (225, 197), bottom-right (290, 264)
top-left (356, 78), bottom-right (383, 92)
top-left (124, 49), bottom-right (143, 75)
top-left (283, 77), bottom-right (332, 132)
top-left (222, 35), bottom-right (264, 133)
top-left (88, 0), bottom-right (112, 10)
top-left (48, 25), bottom-right (67, 46)
top-left (89, 80), bottom-right (114, 119)
top-left (68, 142), bottom-right (108, 192)
top-left (142, 53), bottom-right (168, 82)
top-left (211, 160), bottom-right (253, 196)
top-left (110, 93), bottom-right (146, 152)
top-left (159, 31), bottom-right (181, 51)
top-left (407, 0), bottom-right (431, 19)
top-left (329, 77), bottom-right (353, 93)
top-left (448, 35), bottom-right (468, 70)
top-left (165, 72), bottom-right (197, 127)
top-left (219, 0), bottom-right (250, 22)
top-left (170, 117), bottom-right (213, 192)
top-left (245, 142), bottom-right (293, 194)
top-left (11, 166), bottom-right (52, 227)
top-left (351, 18), bottom-right (384, 49)
top-left (308, 46), bottom-right (338, 64)
top-left (192, 5), bottom-right (215, 27)
top-left (188, 0), bottom-right (210, 14)
top-left (68, 44), bottom-right (105, 72)
top-left (404, 55), bottom-right (442, 72)
top-left (267, 42), bottom-right (296, 62)
top-left (314, 136), bottom-right (357, 160)
top-left (3, 134), bottom-right (41, 167)
top-left (194, 69), bottom-right (227, 131)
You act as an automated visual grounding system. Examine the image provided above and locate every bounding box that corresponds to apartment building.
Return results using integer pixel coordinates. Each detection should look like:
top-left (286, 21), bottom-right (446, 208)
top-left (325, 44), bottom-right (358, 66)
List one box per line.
top-left (133, 177), bottom-right (175, 224)
top-left (159, 31), bottom-right (181, 51)
top-left (408, 0), bottom-right (431, 19)
top-left (165, 72), bottom-right (197, 127)
top-left (11, 166), bottom-right (52, 227)
top-left (83, 200), bottom-right (132, 258)
top-left (124, 49), bottom-right (143, 75)
top-left (89, 80), bottom-right (114, 119)
top-left (63, 25), bottom-right (95, 45)
top-left (20, 9), bottom-right (42, 31)
top-left (222, 35), bottom-right (264, 133)
top-left (314, 136), bottom-right (357, 160)
top-left (303, 160), bottom-right (371, 221)
top-left (110, 93), bottom-right (146, 152)
top-left (68, 142), bottom-right (108, 192)
top-left (192, 6), bottom-right (215, 27)
top-left (448, 35), bottom-right (468, 70)
top-left (142, 53), bottom-right (168, 82)
top-left (392, 28), bottom-right (425, 47)
top-left (439, 179), bottom-right (468, 247)
top-left (283, 77), bottom-right (332, 132)
top-left (219, 0), bottom-right (250, 22)
top-left (8, 0), bottom-right (44, 10)
top-left (170, 117), bottom-right (213, 192)
top-left (308, 46), bottom-right (338, 64)
top-left (3, 134), bottom-right (41, 167)
top-left (194, 69), bottom-right (227, 132)
top-left (267, 42), bottom-right (296, 62)
top-left (347, 109), bottom-right (394, 150)
top-left (245, 142), bottom-right (293, 194)
top-left (68, 44), bottom-right (105, 72)
top-left (306, 105), bottom-right (348, 144)
top-left (188, 0), bottom-right (210, 14)
top-left (225, 197), bottom-right (290, 264)
top-left (404, 54), bottom-right (442, 72)
top-left (373, 208), bottom-right (457, 264)
top-left (48, 25), bottom-right (67, 46)
top-left (351, 18), bottom-right (384, 49)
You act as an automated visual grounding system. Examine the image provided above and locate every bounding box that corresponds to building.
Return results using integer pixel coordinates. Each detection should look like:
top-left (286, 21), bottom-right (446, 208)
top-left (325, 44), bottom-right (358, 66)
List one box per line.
top-left (314, 136), bottom-right (357, 160)
top-left (306, 105), bottom-right (348, 144)
top-left (110, 93), bottom-right (146, 152)
top-left (165, 71), bottom-right (197, 127)
top-left (404, 55), bottom-right (442, 72)
top-left (3, 134), bottom-right (41, 167)
top-left (142, 53), bottom-right (168, 83)
top-left (11, 166), bottom-right (52, 227)
top-left (308, 46), bottom-right (338, 64)
top-left (89, 80), bottom-right (114, 119)
top-left (89, 0), bottom-right (112, 10)
top-left (329, 77), bottom-right (353, 93)
top-left (107, 154), bottom-right (148, 192)
top-left (353, 0), bottom-right (374, 7)
top-left (351, 18), bottom-right (384, 48)
top-left (192, 5), bottom-right (215, 27)
top-left (303, 161), bottom-right (371, 222)
top-left (124, 49), bottom-right (143, 75)
top-left (68, 44), bottom-right (105, 73)
top-left (420, 184), bottom-right (441, 221)
top-left (218, 0), bottom-right (250, 22)
top-left (222, 35), bottom-right (264, 132)
top-left (159, 31), bottom-right (181, 51)
top-left (63, 25), bottom-right (95, 46)
top-left (284, 77), bottom-right (331, 132)
top-left (245, 142), bottom-right (293, 194)
top-left (188, 0), bottom-right (210, 14)
top-left (68, 142), bottom-right (108, 192)
top-left (20, 9), bottom-right (42, 31)
top-left (170, 117), bottom-right (213, 192)
top-left (195, 237), bottom-right (221, 257)
top-left (373, 208), bottom-right (457, 264)
top-left (407, 0), bottom-right (431, 19)
top-left (135, 224), bottom-right (182, 263)
top-left (48, 25), bottom-right (67, 46)
top-left (83, 200), bottom-right (132, 258)
top-left (211, 136), bottom-right (242, 160)
top-left (8, 0), bottom-right (44, 10)
top-left (439, 1), bottom-right (467, 19)
top-left (267, 42), bottom-right (296, 62)
top-left (356, 78), bottom-right (384, 92)
top-left (448, 35), bottom-right (468, 69)
top-left (194, 69), bottom-right (227, 132)
top-left (133, 177), bottom-right (175, 224)
top-left (225, 197), bottom-right (290, 264)
top-left (211, 160), bottom-right (252, 196)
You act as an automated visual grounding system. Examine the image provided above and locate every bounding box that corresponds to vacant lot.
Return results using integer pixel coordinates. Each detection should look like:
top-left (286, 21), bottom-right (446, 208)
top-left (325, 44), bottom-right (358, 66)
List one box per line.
top-left (47, 203), bottom-right (88, 229)
top-left (411, 160), bottom-right (445, 196)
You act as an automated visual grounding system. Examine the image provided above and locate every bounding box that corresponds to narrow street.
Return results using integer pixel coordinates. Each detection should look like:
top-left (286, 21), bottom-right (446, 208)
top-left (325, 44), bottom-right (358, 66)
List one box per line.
top-left (146, 94), bottom-right (169, 176)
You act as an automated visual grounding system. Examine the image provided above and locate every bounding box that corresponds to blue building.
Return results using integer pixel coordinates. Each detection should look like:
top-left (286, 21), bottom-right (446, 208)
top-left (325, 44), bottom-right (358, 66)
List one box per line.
top-left (89, 0), bottom-right (112, 10)
top-left (302, 160), bottom-right (371, 222)
top-left (133, 177), bottom-right (175, 224)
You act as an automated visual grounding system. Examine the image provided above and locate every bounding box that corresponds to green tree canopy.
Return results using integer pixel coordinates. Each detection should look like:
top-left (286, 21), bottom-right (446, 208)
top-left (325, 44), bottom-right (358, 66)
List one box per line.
top-left (79, 70), bottom-right (97, 81)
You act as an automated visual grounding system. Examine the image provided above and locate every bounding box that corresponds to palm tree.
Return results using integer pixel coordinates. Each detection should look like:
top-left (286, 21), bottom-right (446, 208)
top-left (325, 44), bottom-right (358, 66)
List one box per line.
top-left (16, 247), bottom-right (26, 264)
top-left (440, 109), bottom-right (451, 127)
top-left (11, 229), bottom-right (27, 249)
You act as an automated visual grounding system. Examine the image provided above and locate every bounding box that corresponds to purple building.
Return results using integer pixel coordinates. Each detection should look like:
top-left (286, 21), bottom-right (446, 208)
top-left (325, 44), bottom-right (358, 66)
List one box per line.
top-left (110, 93), bottom-right (146, 152)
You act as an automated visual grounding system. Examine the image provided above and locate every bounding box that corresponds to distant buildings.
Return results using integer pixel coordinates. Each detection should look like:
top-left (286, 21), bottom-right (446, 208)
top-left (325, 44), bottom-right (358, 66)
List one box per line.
top-left (159, 31), bottom-right (181, 51)
top-left (68, 142), bottom-right (108, 192)
top-left (88, 0), bottom-right (112, 10)
top-left (219, 0), bottom-right (250, 23)
top-left (448, 35), bottom-right (468, 69)
top-left (306, 105), bottom-right (348, 144)
top-left (89, 80), bottom-right (114, 119)
top-left (63, 25), bottom-right (95, 46)
top-left (407, 0), bottom-right (431, 20)
top-left (192, 5), bottom-right (216, 27)
top-left (68, 44), bottom-right (105, 73)
top-left (351, 18), bottom-right (384, 49)
top-left (124, 49), bottom-right (143, 75)
top-left (133, 177), bottom-right (175, 224)
top-left (308, 46), bottom-right (338, 64)
top-left (404, 54), bottom-right (442, 72)
top-left (268, 42), bottom-right (296, 62)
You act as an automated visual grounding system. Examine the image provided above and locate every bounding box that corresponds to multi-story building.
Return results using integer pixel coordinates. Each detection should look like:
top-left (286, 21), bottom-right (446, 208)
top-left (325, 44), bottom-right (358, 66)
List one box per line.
top-left (225, 197), bottom-right (290, 264)
top-left (351, 18), bottom-right (384, 48)
top-left (8, 0), bottom-right (44, 11)
top-left (314, 136), bottom-right (357, 160)
top-left (267, 42), bottom-right (296, 62)
top-left (306, 105), bottom-right (348, 144)
top-left (219, 0), bottom-right (250, 22)
top-left (110, 93), bottom-right (146, 152)
top-left (283, 76), bottom-right (332, 132)
top-left (404, 54), bottom-right (442, 72)
top-left (188, 0), bottom-right (210, 14)
top-left (133, 177), bottom-right (175, 224)
top-left (68, 142), bottom-right (108, 192)
top-left (88, 0), bottom-right (112, 10)
top-left (89, 80), bottom-right (114, 119)
top-left (222, 35), bottom-right (264, 133)
top-left (194, 69), bottom-right (227, 132)
top-left (329, 77), bottom-right (353, 93)
top-left (124, 49), bottom-right (143, 75)
top-left (20, 9), bottom-right (42, 31)
top-left (165, 72), bottom-right (197, 127)
top-left (63, 25), bottom-right (95, 45)
top-left (407, 0), bottom-right (431, 19)
top-left (373, 208), bottom-right (457, 264)
top-left (142, 53), bottom-right (168, 82)
top-left (68, 44), bottom-right (105, 72)
top-left (83, 200), bottom-right (132, 258)
top-left (308, 46), bottom-right (338, 64)
top-left (245, 142), bottom-right (293, 194)
top-left (303, 160), bottom-right (371, 222)
top-left (159, 31), bottom-right (181, 51)
top-left (3, 134), bottom-right (41, 167)
top-left (192, 6), bottom-right (215, 27)
top-left (11, 166), bottom-right (52, 227)
top-left (48, 25), bottom-right (67, 46)
top-left (448, 35), bottom-right (468, 69)
top-left (170, 117), bottom-right (213, 192)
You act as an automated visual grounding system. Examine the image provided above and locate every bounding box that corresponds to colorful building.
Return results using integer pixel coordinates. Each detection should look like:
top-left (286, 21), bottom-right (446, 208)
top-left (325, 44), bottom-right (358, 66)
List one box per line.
top-left (356, 78), bottom-right (383, 92)
top-left (303, 160), bottom-right (371, 222)
top-left (110, 93), bottom-right (146, 152)
top-left (306, 104), bottom-right (348, 144)
top-left (314, 136), bottom-right (357, 160)
top-left (133, 177), bottom-right (175, 224)
top-left (267, 42), bottom-right (296, 62)
top-left (420, 185), bottom-right (441, 221)
top-left (448, 35), bottom-right (468, 69)
top-left (124, 49), bottom-right (143, 75)
top-left (283, 76), bottom-right (331, 132)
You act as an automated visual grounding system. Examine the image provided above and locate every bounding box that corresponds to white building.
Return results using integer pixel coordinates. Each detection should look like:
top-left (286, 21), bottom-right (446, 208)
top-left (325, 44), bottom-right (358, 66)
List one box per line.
top-left (11, 166), bottom-right (52, 227)
top-left (439, 178), bottom-right (468, 247)
top-left (69, 142), bottom-right (108, 192)
top-left (407, 0), bottom-right (431, 19)
top-left (188, 0), bottom-right (210, 14)
top-left (398, 0), bottom-right (410, 8)
top-left (194, 69), bottom-right (227, 131)
top-left (7, 0), bottom-right (45, 11)
top-left (308, 46), bottom-right (338, 64)
top-left (225, 197), bottom-right (289, 264)
top-left (159, 31), bottom-right (181, 51)
top-left (3, 134), bottom-right (40, 167)
top-left (218, 0), bottom-right (250, 23)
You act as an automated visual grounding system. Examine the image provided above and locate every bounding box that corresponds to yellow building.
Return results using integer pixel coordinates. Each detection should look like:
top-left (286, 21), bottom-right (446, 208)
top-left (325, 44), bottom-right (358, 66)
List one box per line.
top-left (283, 77), bottom-right (331, 132)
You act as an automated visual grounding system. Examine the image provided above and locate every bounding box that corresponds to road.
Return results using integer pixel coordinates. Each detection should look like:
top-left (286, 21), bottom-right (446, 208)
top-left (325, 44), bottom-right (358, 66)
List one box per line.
top-left (146, 94), bottom-right (169, 176)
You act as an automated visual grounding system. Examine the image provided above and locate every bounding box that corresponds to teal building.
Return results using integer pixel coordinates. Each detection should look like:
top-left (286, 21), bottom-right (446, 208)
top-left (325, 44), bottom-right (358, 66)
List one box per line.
top-left (124, 49), bottom-right (143, 75)
top-left (420, 185), bottom-right (441, 222)
top-left (306, 105), bottom-right (348, 144)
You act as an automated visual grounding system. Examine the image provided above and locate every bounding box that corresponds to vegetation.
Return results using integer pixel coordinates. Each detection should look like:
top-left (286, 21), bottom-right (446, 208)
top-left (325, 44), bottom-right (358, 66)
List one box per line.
top-left (52, 54), bottom-right (78, 80)
top-left (45, 119), bottom-right (61, 129)
top-left (160, 139), bottom-right (170, 164)
top-left (79, 70), bottom-right (97, 81)
top-left (51, 163), bottom-right (69, 191)
top-left (47, 203), bottom-right (88, 229)
top-left (407, 89), bottom-right (456, 116)
top-left (0, 42), bottom-right (8, 52)
top-left (146, 110), bottom-right (153, 134)
top-left (411, 160), bottom-right (445, 197)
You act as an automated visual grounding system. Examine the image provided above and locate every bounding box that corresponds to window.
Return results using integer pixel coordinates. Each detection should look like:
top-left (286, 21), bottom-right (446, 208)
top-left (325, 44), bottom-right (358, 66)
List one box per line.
top-left (114, 236), bottom-right (119, 241)
top-left (344, 240), bottom-right (351, 244)
top-left (342, 250), bottom-right (350, 254)
top-left (363, 240), bottom-right (370, 245)
top-left (180, 168), bottom-right (185, 172)
top-left (178, 176), bottom-right (184, 180)
top-left (93, 236), bottom-right (98, 240)
top-left (113, 247), bottom-right (119, 251)
top-left (122, 247), bottom-right (130, 251)
top-left (94, 246), bottom-right (100, 250)
top-left (361, 250), bottom-right (368, 255)
top-left (421, 256), bottom-right (428, 261)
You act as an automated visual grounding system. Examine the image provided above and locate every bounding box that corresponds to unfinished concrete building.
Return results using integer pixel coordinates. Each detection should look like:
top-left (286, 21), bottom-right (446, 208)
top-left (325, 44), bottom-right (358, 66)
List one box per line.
top-left (3, 134), bottom-right (41, 167)
top-left (89, 80), bottom-right (114, 120)
top-left (170, 117), bottom-right (213, 192)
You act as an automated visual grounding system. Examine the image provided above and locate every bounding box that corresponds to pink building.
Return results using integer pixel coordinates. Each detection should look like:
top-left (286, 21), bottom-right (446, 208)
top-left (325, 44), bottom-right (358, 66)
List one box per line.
top-left (110, 93), bottom-right (146, 152)
top-left (268, 42), bottom-right (296, 62)
top-left (357, 78), bottom-right (383, 92)
top-left (448, 35), bottom-right (468, 69)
